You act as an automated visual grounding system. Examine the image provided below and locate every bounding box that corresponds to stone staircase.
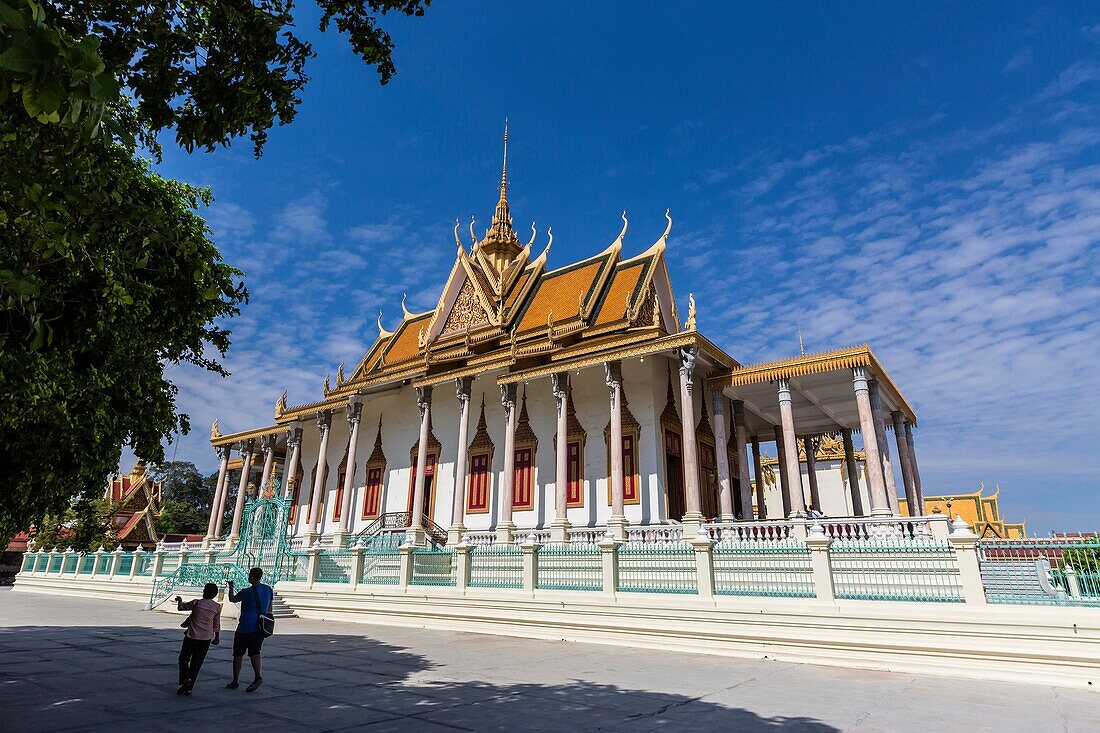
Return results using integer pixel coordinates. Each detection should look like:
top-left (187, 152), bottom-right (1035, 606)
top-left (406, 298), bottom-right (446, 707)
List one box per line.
top-left (270, 590), bottom-right (297, 619)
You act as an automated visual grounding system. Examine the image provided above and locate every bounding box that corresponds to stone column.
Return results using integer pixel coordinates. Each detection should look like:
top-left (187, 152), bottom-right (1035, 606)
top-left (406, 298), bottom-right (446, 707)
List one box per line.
top-left (281, 427), bottom-right (303, 500)
top-left (776, 379), bottom-right (806, 517)
top-left (336, 400), bottom-right (364, 540)
top-left (841, 428), bottom-right (864, 516)
top-left (868, 380), bottom-right (899, 514)
top-left (802, 436), bottom-right (822, 513)
top-left (711, 393), bottom-right (735, 522)
top-left (228, 441), bottom-right (255, 545)
top-left (891, 410), bottom-right (919, 516)
top-left (258, 435), bottom-right (276, 496)
top-left (206, 445), bottom-right (231, 542)
top-left (678, 347), bottom-right (704, 535)
top-left (306, 411), bottom-right (332, 542)
top-left (751, 435), bottom-right (766, 520)
top-left (449, 377), bottom-right (474, 545)
top-left (550, 372), bottom-right (572, 542)
top-left (905, 422), bottom-right (926, 516)
top-left (497, 383), bottom-right (518, 543)
top-left (606, 362), bottom-right (628, 540)
top-left (732, 400), bottom-right (754, 520)
top-left (773, 425), bottom-right (791, 517)
top-left (853, 368), bottom-right (890, 516)
top-left (409, 386), bottom-right (433, 546)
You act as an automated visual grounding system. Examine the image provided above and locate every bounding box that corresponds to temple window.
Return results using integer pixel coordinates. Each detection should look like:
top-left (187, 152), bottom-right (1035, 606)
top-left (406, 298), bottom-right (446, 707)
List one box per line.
top-left (466, 396), bottom-right (495, 514)
top-left (361, 419), bottom-right (387, 520)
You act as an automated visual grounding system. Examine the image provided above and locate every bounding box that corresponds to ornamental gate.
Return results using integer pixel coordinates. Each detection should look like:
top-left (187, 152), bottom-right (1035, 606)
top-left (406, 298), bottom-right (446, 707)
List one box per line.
top-left (234, 486), bottom-right (293, 584)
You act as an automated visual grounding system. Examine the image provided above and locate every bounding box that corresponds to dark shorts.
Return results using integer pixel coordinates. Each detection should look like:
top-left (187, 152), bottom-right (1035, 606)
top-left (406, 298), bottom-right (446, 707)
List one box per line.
top-left (233, 630), bottom-right (264, 658)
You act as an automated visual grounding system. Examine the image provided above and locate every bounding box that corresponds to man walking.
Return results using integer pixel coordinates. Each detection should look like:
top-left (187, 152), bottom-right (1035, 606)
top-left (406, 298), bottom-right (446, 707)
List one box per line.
top-left (226, 567), bottom-right (273, 692)
top-left (175, 582), bottom-right (221, 695)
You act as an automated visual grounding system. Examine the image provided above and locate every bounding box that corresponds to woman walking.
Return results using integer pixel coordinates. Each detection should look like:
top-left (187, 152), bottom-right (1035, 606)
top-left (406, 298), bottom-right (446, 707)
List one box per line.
top-left (175, 582), bottom-right (222, 695)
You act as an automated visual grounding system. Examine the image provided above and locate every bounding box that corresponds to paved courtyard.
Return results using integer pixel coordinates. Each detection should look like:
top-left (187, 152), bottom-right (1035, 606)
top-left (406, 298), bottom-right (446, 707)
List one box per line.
top-left (0, 588), bottom-right (1096, 732)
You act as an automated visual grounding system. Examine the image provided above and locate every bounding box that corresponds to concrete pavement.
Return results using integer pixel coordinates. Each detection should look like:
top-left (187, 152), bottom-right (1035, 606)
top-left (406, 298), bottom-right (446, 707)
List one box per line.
top-left (1, 587), bottom-right (1096, 732)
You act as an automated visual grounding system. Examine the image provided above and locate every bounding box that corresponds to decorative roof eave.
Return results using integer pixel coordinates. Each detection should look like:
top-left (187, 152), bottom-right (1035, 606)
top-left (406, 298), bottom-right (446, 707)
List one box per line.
top-left (498, 330), bottom-right (735, 385)
top-left (705, 344), bottom-right (916, 424)
top-left (411, 352), bottom-right (515, 388)
top-left (210, 423), bottom-right (288, 448)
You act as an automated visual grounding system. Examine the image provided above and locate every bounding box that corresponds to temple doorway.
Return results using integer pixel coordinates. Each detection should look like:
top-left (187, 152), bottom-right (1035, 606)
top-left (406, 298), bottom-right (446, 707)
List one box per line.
top-left (664, 432), bottom-right (685, 521)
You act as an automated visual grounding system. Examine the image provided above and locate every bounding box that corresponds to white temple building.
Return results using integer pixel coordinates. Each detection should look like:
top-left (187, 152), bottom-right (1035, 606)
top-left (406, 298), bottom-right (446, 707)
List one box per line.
top-left (205, 133), bottom-right (925, 548)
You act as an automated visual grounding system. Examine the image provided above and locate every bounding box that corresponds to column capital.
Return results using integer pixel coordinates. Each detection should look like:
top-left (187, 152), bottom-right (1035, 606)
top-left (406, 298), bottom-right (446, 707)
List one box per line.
top-left (455, 376), bottom-right (472, 403)
top-left (316, 410), bottom-right (332, 432)
top-left (677, 346), bottom-right (699, 392)
top-left (346, 399), bottom-right (363, 426)
top-left (214, 444), bottom-right (231, 461)
top-left (286, 426), bottom-right (302, 449)
top-left (260, 434), bottom-right (276, 453)
top-left (604, 360), bottom-right (622, 390)
top-left (867, 378), bottom-right (883, 409)
top-left (731, 398), bottom-right (746, 426)
top-left (415, 385), bottom-right (433, 418)
top-left (499, 382), bottom-right (516, 412)
top-left (776, 378), bottom-right (792, 404)
top-left (551, 372), bottom-right (569, 417)
top-left (711, 390), bottom-right (727, 417)
top-left (852, 366), bottom-right (870, 394)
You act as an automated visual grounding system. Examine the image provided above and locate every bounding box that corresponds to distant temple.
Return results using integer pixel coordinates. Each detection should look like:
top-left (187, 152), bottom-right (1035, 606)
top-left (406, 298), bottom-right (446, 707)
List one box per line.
top-left (901, 485), bottom-right (1026, 538)
top-left (203, 129), bottom-right (931, 548)
top-left (105, 460), bottom-right (162, 548)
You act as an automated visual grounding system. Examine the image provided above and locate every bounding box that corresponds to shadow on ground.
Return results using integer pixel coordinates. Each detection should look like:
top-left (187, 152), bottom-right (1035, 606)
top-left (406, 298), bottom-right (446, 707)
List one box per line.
top-left (0, 621), bottom-right (839, 733)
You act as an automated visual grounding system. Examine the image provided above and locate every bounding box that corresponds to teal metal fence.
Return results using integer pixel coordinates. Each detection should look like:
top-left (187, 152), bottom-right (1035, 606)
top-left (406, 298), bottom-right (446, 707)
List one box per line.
top-left (159, 555), bottom-right (181, 576)
top-left (115, 554), bottom-right (134, 576)
top-left (713, 539), bottom-right (815, 598)
top-left (616, 542), bottom-right (698, 594)
top-left (20, 554), bottom-right (35, 573)
top-left (830, 538), bottom-right (962, 602)
top-left (315, 549), bottom-right (355, 584)
top-left (411, 548), bottom-right (456, 587)
top-left (360, 548), bottom-right (401, 585)
top-left (61, 553), bottom-right (78, 574)
top-left (469, 544), bottom-right (523, 589)
top-left (536, 544), bottom-right (602, 591)
top-left (978, 536), bottom-right (1100, 607)
top-left (78, 555), bottom-right (95, 575)
top-left (283, 552), bottom-right (311, 582)
top-left (134, 554), bottom-right (154, 576)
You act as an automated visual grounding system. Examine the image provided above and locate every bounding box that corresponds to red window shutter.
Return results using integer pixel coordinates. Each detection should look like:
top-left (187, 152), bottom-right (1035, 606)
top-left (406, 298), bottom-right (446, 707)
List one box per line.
top-left (622, 435), bottom-right (637, 502)
top-left (567, 441), bottom-right (582, 505)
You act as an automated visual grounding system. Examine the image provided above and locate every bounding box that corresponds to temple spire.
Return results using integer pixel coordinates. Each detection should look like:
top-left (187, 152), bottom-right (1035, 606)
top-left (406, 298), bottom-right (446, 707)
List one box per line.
top-left (480, 120), bottom-right (522, 273)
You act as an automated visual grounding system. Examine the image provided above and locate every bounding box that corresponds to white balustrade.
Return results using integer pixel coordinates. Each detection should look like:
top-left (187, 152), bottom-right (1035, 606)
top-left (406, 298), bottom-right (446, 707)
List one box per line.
top-left (463, 531), bottom-right (498, 546)
top-left (567, 527), bottom-right (607, 544)
top-left (626, 525), bottom-right (683, 543)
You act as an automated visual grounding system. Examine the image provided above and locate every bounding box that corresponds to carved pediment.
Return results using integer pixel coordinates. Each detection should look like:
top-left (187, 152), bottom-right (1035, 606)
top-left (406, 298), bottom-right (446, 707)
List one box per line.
top-left (440, 279), bottom-right (491, 337)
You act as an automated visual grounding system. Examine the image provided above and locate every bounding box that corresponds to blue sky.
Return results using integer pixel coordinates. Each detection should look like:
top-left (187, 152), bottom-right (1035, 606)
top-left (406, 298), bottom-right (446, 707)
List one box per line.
top-left (147, 3), bottom-right (1100, 533)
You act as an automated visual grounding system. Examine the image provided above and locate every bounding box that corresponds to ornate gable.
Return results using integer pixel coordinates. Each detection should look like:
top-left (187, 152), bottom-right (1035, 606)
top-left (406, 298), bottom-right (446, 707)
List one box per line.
top-left (440, 278), bottom-right (491, 336)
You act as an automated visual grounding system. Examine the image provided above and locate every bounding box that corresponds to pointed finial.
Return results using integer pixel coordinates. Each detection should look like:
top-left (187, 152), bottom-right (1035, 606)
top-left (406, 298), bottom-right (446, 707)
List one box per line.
top-left (336, 362), bottom-right (345, 384)
top-left (469, 216), bottom-right (478, 247)
top-left (377, 311), bottom-right (393, 338)
top-left (275, 390), bottom-right (287, 416)
top-left (401, 293), bottom-right (413, 318)
top-left (501, 118), bottom-right (509, 197)
top-left (797, 323), bottom-right (805, 356)
top-left (527, 222), bottom-right (536, 247)
top-left (544, 227), bottom-right (553, 256)
top-left (662, 209), bottom-right (673, 240)
top-left (323, 374), bottom-right (331, 393)
top-left (685, 293), bottom-right (697, 331)
top-left (211, 418), bottom-right (221, 439)
top-left (617, 210), bottom-right (629, 243)
top-left (454, 219), bottom-right (463, 252)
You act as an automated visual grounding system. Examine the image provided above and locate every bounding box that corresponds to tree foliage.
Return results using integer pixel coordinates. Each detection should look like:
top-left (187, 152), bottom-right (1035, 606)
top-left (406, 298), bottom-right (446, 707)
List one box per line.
top-left (0, 0), bottom-right (428, 542)
top-left (152, 461), bottom-right (216, 535)
top-left (32, 494), bottom-right (117, 552)
top-left (10, 0), bottom-right (430, 154)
